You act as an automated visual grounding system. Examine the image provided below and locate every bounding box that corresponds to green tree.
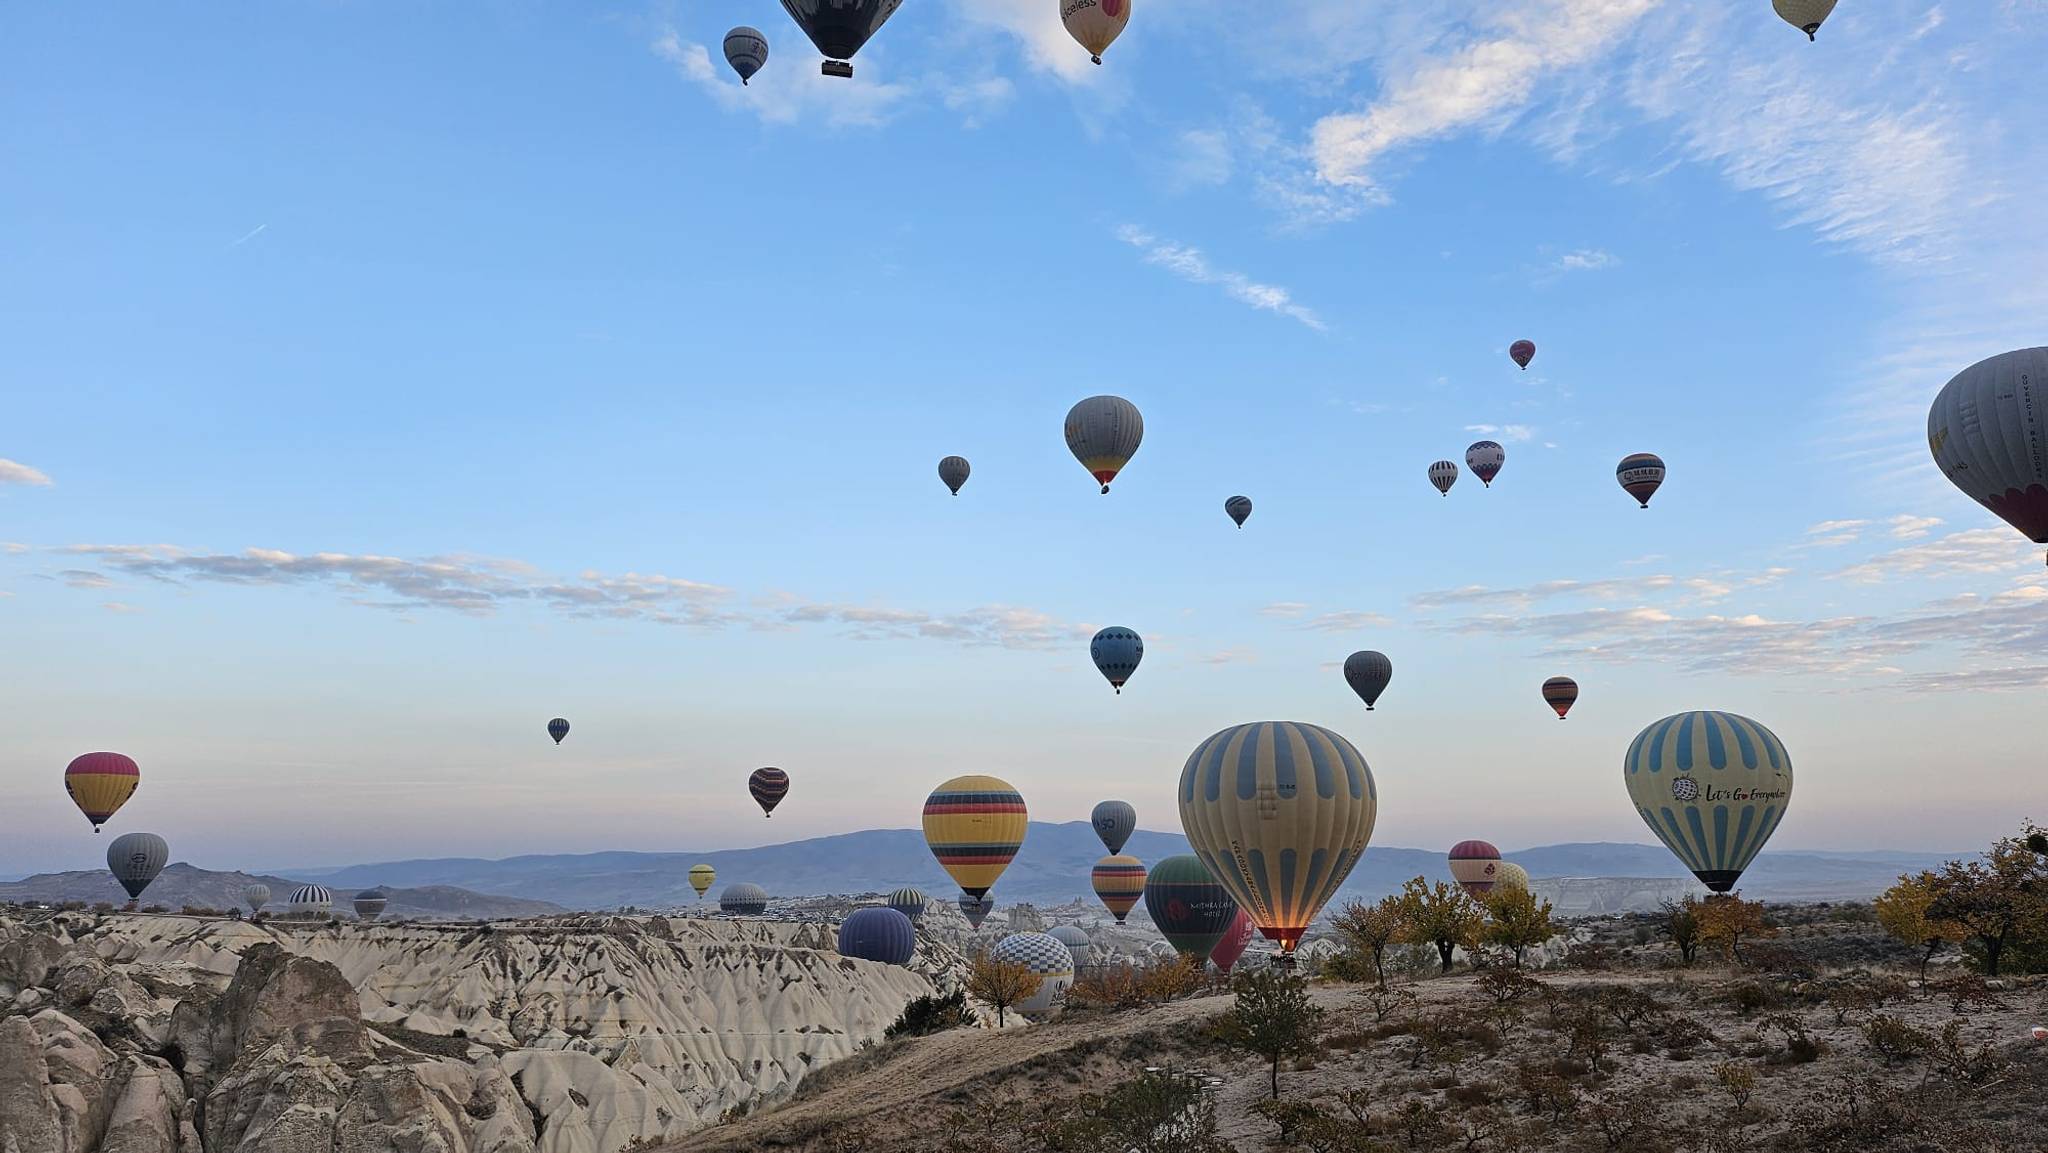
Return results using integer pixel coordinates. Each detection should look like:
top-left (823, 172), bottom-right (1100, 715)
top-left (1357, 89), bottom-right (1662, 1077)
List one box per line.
top-left (1329, 894), bottom-right (1406, 986)
top-left (1874, 872), bottom-right (1968, 980)
top-left (1398, 877), bottom-right (1483, 975)
top-left (1483, 885), bottom-right (1558, 968)
top-left (1923, 833), bottom-right (2048, 977)
top-left (1697, 894), bottom-right (1776, 965)
top-left (1660, 895), bottom-right (1703, 965)
top-left (1220, 968), bottom-right (1326, 1099)
top-left (966, 951), bottom-right (1043, 1028)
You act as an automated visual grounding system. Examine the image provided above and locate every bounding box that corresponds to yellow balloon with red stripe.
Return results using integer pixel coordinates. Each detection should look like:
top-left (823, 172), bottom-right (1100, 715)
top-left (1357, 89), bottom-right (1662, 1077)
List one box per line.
top-left (1091, 854), bottom-right (1147, 923)
top-left (923, 775), bottom-right (1028, 900)
top-left (65, 752), bottom-right (140, 832)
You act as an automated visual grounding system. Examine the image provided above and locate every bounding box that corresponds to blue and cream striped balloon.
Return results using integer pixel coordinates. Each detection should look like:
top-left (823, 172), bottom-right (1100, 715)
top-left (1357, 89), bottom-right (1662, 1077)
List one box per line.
top-left (1624, 711), bottom-right (1793, 893)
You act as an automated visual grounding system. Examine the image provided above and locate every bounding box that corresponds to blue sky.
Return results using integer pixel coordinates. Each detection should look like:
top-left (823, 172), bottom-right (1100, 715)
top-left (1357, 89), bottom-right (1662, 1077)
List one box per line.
top-left (4, 1), bottom-right (2044, 878)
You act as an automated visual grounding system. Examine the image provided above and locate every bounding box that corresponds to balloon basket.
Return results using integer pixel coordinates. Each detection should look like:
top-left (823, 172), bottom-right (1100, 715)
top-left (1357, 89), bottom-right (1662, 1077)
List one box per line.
top-left (821, 60), bottom-right (852, 78)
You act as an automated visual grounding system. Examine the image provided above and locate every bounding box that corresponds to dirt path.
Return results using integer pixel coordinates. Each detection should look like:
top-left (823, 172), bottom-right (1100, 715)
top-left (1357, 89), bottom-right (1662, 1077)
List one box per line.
top-left (659, 992), bottom-right (1245, 1151)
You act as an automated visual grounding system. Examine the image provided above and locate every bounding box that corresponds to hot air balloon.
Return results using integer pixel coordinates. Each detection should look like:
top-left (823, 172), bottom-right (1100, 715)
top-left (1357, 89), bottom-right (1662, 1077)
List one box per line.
top-left (1343, 651), bottom-right (1392, 711)
top-left (923, 775), bottom-right (1027, 900)
top-left (1625, 711), bottom-right (1793, 893)
top-left (887, 887), bottom-right (927, 922)
top-left (689, 864), bottom-right (716, 900)
top-left (548, 718), bottom-right (570, 745)
top-left (1772, 0), bottom-right (1836, 39)
top-left (1542, 676), bottom-right (1579, 720)
top-left (1091, 855), bottom-right (1147, 923)
top-left (244, 884), bottom-right (270, 915)
top-left (289, 885), bottom-right (333, 916)
top-left (720, 882), bottom-right (769, 915)
top-left (957, 893), bottom-right (994, 929)
top-left (938, 455), bottom-right (970, 495)
top-left (1928, 349), bottom-right (2048, 562)
top-left (990, 932), bottom-right (1075, 1013)
top-left (106, 832), bottom-right (167, 901)
top-left (1064, 395), bottom-right (1143, 494)
top-left (1142, 854), bottom-right (1238, 962)
top-left (1617, 453), bottom-right (1665, 508)
top-left (1428, 460), bottom-right (1458, 495)
top-left (65, 751), bottom-right (139, 832)
top-left (1466, 441), bottom-right (1505, 488)
top-left (780, 0), bottom-right (900, 77)
top-left (839, 907), bottom-right (916, 965)
top-left (1178, 721), bottom-right (1378, 957)
top-left (1061, 0), bottom-right (1130, 65)
top-left (1225, 495), bottom-right (1252, 528)
top-left (1048, 924), bottom-right (1092, 973)
top-left (749, 767), bottom-right (789, 816)
top-left (1447, 840), bottom-right (1502, 898)
top-left (353, 889), bottom-right (388, 922)
top-left (1208, 908), bottom-right (1254, 972)
top-left (723, 26), bottom-right (769, 83)
top-left (1090, 800), bottom-right (1136, 855)
top-left (1494, 861), bottom-right (1531, 895)
top-left (1509, 340), bottom-right (1536, 370)
top-left (1090, 627), bottom-right (1143, 694)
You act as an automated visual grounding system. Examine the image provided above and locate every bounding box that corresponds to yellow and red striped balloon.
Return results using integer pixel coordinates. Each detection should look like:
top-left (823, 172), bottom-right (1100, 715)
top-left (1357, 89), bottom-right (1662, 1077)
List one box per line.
top-left (65, 752), bottom-right (139, 831)
top-left (922, 775), bottom-right (1027, 900)
top-left (1090, 854), bottom-right (1147, 923)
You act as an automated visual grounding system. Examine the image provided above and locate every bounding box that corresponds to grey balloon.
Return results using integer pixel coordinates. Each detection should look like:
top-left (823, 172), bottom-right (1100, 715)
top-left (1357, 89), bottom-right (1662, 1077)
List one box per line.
top-left (1225, 495), bottom-right (1252, 528)
top-left (938, 455), bottom-right (970, 495)
top-left (723, 26), bottom-right (769, 84)
top-left (1344, 650), bottom-right (1393, 711)
top-left (1091, 799), bottom-right (1136, 855)
top-left (1063, 395), bottom-right (1144, 494)
top-left (353, 889), bottom-right (389, 922)
top-left (244, 884), bottom-right (270, 914)
top-left (1048, 924), bottom-right (1092, 973)
top-left (106, 832), bottom-right (168, 901)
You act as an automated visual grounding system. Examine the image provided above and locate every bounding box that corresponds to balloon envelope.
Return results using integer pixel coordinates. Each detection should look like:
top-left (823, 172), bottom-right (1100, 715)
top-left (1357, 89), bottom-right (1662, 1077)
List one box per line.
top-left (354, 890), bottom-right (388, 922)
top-left (957, 893), bottom-right (994, 929)
top-left (720, 882), bottom-right (769, 915)
top-left (990, 932), bottom-right (1075, 1013)
top-left (1466, 441), bottom-right (1505, 487)
top-left (723, 26), bottom-right (768, 83)
top-left (1542, 676), bottom-right (1579, 719)
top-left (1617, 453), bottom-right (1665, 507)
top-left (1143, 854), bottom-right (1239, 962)
top-left (779, 0), bottom-right (901, 66)
top-left (547, 718), bottom-right (570, 744)
top-left (923, 775), bottom-right (1027, 899)
top-left (1772, 0), bottom-right (1836, 38)
top-left (1064, 395), bottom-right (1144, 493)
top-left (244, 884), bottom-right (270, 914)
top-left (1178, 721), bottom-right (1378, 954)
top-left (1208, 909), bottom-right (1254, 972)
top-left (1225, 495), bottom-right (1252, 527)
top-left (1494, 862), bottom-right (1531, 894)
top-left (1509, 339), bottom-right (1536, 369)
top-left (289, 885), bottom-right (332, 915)
top-left (749, 767), bottom-right (789, 816)
top-left (688, 864), bottom-right (716, 899)
top-left (886, 887), bottom-right (927, 922)
top-left (938, 455), bottom-right (970, 495)
top-left (106, 832), bottom-right (167, 900)
top-left (1091, 855), bottom-right (1147, 923)
top-left (1624, 711), bottom-right (1793, 892)
top-left (1428, 460), bottom-right (1458, 495)
top-left (65, 751), bottom-right (139, 830)
top-left (1448, 840), bottom-right (1501, 897)
top-left (1047, 924), bottom-right (1092, 973)
top-left (1061, 0), bottom-right (1131, 63)
top-left (1090, 800), bottom-right (1136, 855)
top-left (838, 907), bottom-right (916, 965)
top-left (1928, 348), bottom-right (2048, 547)
top-left (1090, 627), bottom-right (1143, 693)
top-left (1343, 651), bottom-right (1392, 710)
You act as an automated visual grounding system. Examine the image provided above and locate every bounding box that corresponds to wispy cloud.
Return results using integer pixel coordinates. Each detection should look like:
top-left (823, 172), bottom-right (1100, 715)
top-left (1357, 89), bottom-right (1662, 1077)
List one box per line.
top-left (1555, 247), bottom-right (1617, 271)
top-left (228, 223), bottom-right (268, 248)
top-left (1116, 225), bottom-right (1325, 330)
top-left (1831, 528), bottom-right (2036, 584)
top-left (1804, 519), bottom-right (1869, 547)
top-left (38, 543), bottom-right (1089, 649)
top-left (1309, 0), bottom-right (1659, 200)
top-left (1464, 423), bottom-right (1536, 443)
top-left (1295, 610), bottom-right (1391, 633)
top-left (1887, 514), bottom-right (1944, 540)
top-left (0, 459), bottom-right (53, 487)
top-left (1259, 602), bottom-right (1309, 618)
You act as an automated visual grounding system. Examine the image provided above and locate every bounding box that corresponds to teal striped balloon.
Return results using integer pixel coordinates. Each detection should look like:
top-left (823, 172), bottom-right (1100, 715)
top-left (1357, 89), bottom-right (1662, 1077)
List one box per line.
top-left (1623, 711), bottom-right (1793, 892)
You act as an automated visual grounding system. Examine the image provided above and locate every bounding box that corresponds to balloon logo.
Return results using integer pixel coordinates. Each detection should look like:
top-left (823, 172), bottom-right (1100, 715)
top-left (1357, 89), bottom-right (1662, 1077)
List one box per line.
top-left (1672, 777), bottom-right (1700, 802)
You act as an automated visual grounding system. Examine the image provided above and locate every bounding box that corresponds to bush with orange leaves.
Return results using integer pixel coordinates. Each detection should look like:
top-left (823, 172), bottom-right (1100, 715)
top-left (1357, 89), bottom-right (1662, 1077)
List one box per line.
top-left (1067, 954), bottom-right (1207, 1011)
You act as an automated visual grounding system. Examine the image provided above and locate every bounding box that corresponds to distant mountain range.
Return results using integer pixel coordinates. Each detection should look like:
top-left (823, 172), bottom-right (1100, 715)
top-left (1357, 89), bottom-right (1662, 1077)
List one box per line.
top-left (275, 823), bottom-right (1961, 910)
top-left (0, 862), bottom-right (564, 920)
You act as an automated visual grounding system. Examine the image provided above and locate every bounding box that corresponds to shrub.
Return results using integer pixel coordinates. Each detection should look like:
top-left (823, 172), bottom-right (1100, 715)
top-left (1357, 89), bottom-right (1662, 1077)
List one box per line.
top-left (885, 989), bottom-right (974, 1039)
top-left (1357, 983), bottom-right (1417, 1023)
top-left (1711, 1061), bottom-right (1756, 1110)
top-left (1220, 968), bottom-right (1325, 1099)
top-left (1512, 1061), bottom-right (1577, 1121)
top-left (1598, 987), bottom-right (1664, 1033)
top-left (1760, 1013), bottom-right (1823, 1064)
top-left (1861, 1013), bottom-right (1930, 1063)
top-left (1658, 1013), bottom-right (1713, 1057)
